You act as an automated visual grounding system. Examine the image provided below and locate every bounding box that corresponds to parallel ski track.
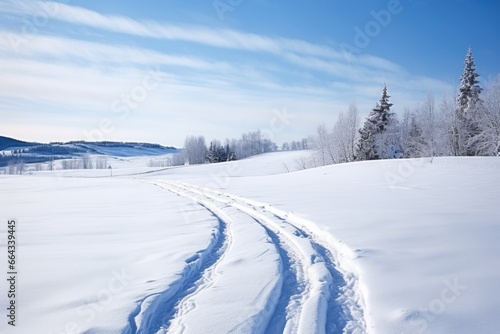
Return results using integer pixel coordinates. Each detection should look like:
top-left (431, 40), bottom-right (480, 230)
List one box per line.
top-left (122, 192), bottom-right (233, 334)
top-left (150, 181), bottom-right (368, 334)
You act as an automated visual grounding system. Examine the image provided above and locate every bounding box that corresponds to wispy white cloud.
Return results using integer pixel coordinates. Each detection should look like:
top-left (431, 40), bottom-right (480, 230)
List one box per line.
top-left (3, 1), bottom-right (403, 72)
top-left (0, 31), bottom-right (232, 71)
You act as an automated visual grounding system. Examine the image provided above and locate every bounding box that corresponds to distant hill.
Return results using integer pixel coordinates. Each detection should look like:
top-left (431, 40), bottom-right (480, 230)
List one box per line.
top-left (0, 136), bottom-right (36, 150)
top-left (0, 136), bottom-right (178, 167)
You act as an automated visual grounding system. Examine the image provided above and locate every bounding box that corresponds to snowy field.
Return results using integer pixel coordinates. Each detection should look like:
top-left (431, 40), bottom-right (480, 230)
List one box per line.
top-left (1, 151), bottom-right (500, 333)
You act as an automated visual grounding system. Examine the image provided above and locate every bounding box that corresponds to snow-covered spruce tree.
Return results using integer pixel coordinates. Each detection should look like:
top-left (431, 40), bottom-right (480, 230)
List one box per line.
top-left (355, 120), bottom-right (376, 161)
top-left (206, 141), bottom-right (218, 163)
top-left (458, 48), bottom-right (482, 114)
top-left (205, 140), bottom-right (231, 163)
top-left (215, 142), bottom-right (228, 162)
top-left (453, 48), bottom-right (483, 156)
top-left (356, 85), bottom-right (402, 160)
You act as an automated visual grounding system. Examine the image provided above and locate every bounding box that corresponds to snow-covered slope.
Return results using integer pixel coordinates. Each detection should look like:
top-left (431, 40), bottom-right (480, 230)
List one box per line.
top-left (0, 176), bottom-right (222, 333)
top-left (1, 152), bottom-right (499, 333)
top-left (166, 156), bottom-right (500, 333)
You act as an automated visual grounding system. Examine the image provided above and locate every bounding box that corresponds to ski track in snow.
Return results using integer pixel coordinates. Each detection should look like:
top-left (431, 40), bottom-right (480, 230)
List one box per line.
top-left (126, 180), bottom-right (367, 334)
top-left (122, 201), bottom-right (231, 334)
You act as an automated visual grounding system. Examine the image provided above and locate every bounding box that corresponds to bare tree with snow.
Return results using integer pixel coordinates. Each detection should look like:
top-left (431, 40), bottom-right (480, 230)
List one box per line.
top-left (309, 123), bottom-right (336, 165)
top-left (184, 135), bottom-right (208, 165)
top-left (402, 93), bottom-right (450, 158)
top-left (81, 155), bottom-right (93, 169)
top-left (171, 151), bottom-right (187, 166)
top-left (332, 103), bottom-right (360, 163)
top-left (473, 75), bottom-right (500, 156)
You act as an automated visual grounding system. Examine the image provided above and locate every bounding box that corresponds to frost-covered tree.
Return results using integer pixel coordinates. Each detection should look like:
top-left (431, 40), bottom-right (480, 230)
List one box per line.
top-left (281, 138), bottom-right (308, 151)
top-left (379, 117), bottom-right (403, 159)
top-left (356, 85), bottom-right (402, 160)
top-left (95, 157), bottom-right (108, 169)
top-left (332, 103), bottom-right (360, 162)
top-left (472, 75), bottom-right (500, 156)
top-left (309, 123), bottom-right (336, 165)
top-left (401, 109), bottom-right (426, 158)
top-left (310, 104), bottom-right (360, 165)
top-left (438, 95), bottom-right (458, 156)
top-left (301, 138), bottom-right (308, 150)
top-left (235, 130), bottom-right (276, 159)
top-left (17, 160), bottom-right (26, 174)
top-left (7, 161), bottom-right (16, 174)
top-left (171, 151), bottom-right (187, 166)
top-left (47, 157), bottom-right (54, 171)
top-left (401, 93), bottom-right (449, 158)
top-left (418, 93), bottom-right (437, 157)
top-left (81, 155), bottom-right (93, 169)
top-left (184, 135), bottom-right (208, 165)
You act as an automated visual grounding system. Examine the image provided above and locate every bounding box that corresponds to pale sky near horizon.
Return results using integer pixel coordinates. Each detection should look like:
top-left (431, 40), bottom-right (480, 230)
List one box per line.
top-left (1, 0), bottom-right (499, 147)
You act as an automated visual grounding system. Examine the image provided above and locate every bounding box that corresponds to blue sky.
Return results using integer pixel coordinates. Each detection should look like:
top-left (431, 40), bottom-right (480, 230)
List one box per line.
top-left (1, 0), bottom-right (499, 147)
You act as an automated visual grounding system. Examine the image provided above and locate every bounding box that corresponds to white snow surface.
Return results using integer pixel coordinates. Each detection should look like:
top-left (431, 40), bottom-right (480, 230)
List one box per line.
top-left (1, 150), bottom-right (500, 333)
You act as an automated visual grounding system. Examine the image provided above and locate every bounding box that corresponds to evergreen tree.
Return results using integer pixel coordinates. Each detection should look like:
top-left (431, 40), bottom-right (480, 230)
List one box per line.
top-left (453, 48), bottom-right (483, 156)
top-left (224, 144), bottom-right (236, 161)
top-left (206, 141), bottom-right (219, 163)
top-left (356, 85), bottom-right (402, 160)
top-left (355, 120), bottom-right (376, 161)
top-left (217, 144), bottom-right (227, 162)
top-left (206, 141), bottom-right (235, 163)
top-left (458, 48), bottom-right (482, 113)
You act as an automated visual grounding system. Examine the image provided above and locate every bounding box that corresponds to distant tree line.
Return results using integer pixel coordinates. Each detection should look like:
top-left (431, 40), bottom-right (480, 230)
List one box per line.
top-left (1, 155), bottom-right (109, 174)
top-left (177, 130), bottom-right (279, 166)
top-left (310, 48), bottom-right (500, 166)
top-left (60, 156), bottom-right (108, 170)
top-left (2, 158), bottom-right (52, 174)
top-left (0, 155), bottom-right (54, 168)
top-left (281, 138), bottom-right (308, 151)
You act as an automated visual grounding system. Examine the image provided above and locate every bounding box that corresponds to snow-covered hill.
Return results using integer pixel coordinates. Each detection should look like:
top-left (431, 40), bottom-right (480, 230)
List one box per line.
top-left (1, 152), bottom-right (499, 333)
